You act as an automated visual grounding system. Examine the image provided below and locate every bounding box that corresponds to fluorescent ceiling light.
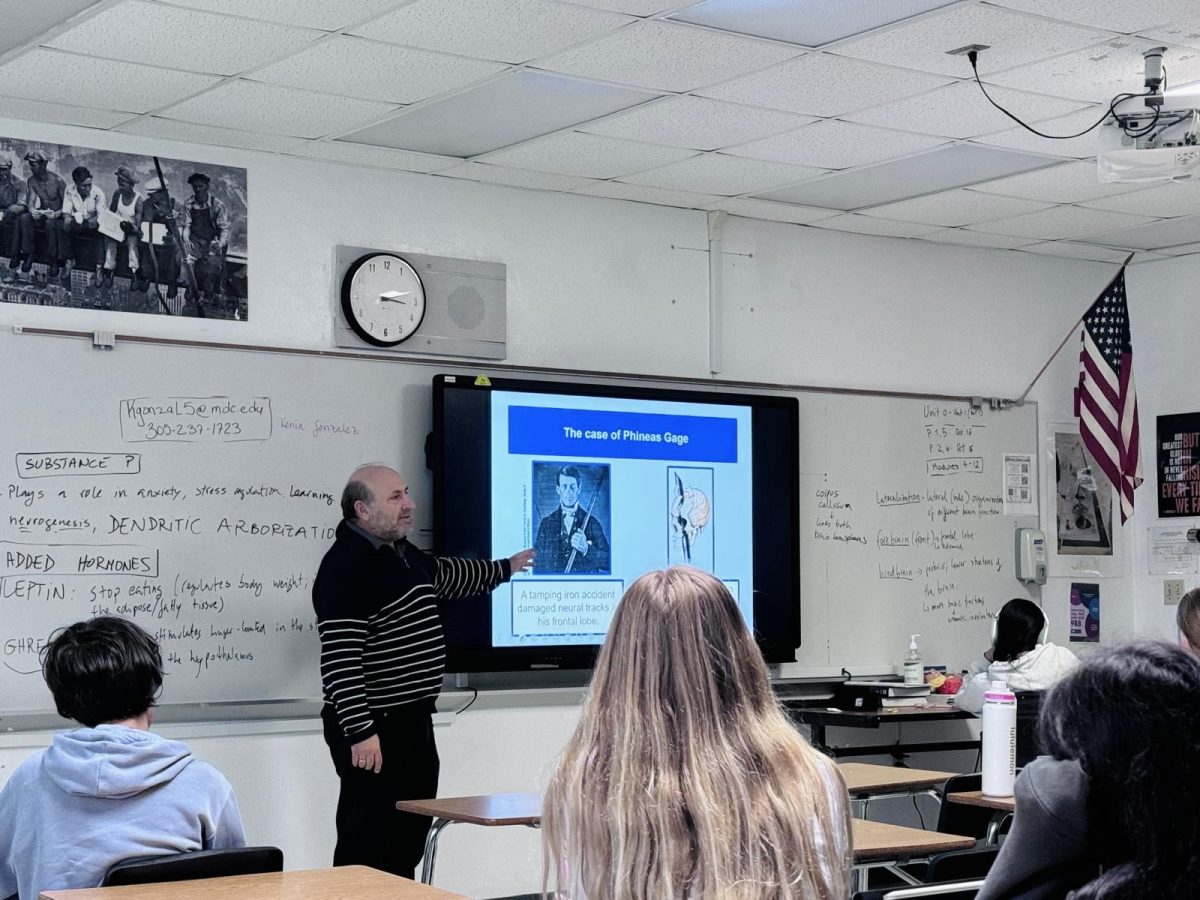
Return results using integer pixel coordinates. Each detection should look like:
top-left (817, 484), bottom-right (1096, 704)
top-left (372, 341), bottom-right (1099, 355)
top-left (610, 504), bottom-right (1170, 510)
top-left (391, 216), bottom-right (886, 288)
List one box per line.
top-left (668, 0), bottom-right (960, 48)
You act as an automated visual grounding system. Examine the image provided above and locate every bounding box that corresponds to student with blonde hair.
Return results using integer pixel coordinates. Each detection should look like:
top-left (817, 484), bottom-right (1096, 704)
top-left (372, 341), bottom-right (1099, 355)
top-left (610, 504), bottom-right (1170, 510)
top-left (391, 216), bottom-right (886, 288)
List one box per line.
top-left (542, 566), bottom-right (851, 900)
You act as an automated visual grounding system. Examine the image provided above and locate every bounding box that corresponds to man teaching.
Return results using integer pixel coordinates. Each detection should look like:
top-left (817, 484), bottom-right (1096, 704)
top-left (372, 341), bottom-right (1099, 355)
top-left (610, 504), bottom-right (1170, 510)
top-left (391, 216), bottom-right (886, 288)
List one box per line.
top-left (312, 464), bottom-right (532, 879)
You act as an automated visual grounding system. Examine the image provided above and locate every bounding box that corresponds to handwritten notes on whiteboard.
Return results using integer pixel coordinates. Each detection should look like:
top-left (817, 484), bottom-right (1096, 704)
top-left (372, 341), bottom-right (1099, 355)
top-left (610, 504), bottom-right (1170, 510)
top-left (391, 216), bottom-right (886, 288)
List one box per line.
top-left (797, 400), bottom-right (1037, 671)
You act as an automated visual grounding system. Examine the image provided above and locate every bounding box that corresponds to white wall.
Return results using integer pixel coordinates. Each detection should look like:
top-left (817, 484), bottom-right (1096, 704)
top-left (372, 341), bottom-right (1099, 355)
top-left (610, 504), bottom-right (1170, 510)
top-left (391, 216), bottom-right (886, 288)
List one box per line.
top-left (1, 115), bottom-right (1180, 897)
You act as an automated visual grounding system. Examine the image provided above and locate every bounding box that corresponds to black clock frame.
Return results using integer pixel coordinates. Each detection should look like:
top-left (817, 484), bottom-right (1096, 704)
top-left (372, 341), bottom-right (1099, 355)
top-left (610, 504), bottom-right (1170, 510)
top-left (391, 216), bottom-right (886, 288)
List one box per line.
top-left (340, 252), bottom-right (427, 347)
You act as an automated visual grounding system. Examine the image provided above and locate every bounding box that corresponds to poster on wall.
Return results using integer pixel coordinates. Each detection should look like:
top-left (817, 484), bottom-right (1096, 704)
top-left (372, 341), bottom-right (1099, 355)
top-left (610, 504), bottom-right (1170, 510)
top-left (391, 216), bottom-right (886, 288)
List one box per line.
top-left (1157, 412), bottom-right (1200, 517)
top-left (1054, 431), bottom-right (1113, 555)
top-left (0, 135), bottom-right (247, 319)
top-left (1069, 582), bottom-right (1100, 642)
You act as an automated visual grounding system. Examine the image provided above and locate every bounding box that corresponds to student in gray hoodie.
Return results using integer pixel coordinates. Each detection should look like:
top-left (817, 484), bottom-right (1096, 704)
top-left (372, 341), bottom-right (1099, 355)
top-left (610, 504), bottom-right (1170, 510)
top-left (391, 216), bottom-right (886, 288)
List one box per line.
top-left (0, 617), bottom-right (245, 900)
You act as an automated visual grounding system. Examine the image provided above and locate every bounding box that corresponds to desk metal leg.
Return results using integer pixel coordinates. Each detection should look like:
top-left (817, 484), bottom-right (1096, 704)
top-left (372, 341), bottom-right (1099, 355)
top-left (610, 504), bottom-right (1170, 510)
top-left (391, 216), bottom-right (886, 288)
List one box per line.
top-left (985, 811), bottom-right (1012, 846)
top-left (420, 817), bottom-right (453, 884)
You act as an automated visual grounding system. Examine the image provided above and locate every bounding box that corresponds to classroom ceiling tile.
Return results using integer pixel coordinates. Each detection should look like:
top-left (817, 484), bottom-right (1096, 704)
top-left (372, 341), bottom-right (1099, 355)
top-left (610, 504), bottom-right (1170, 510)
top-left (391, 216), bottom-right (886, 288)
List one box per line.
top-left (116, 117), bottom-right (305, 152)
top-left (1155, 240), bottom-right (1200, 255)
top-left (164, 0), bottom-right (402, 31)
top-left (437, 162), bottom-right (593, 192)
top-left (970, 160), bottom-right (1147, 203)
top-left (341, 72), bottom-right (657, 158)
top-left (159, 80), bottom-right (398, 138)
top-left (699, 53), bottom-right (952, 117)
top-left (1141, 20), bottom-right (1200, 50)
top-left (706, 197), bottom-right (840, 225)
top-left (862, 189), bottom-right (1052, 227)
top-left (348, 0), bottom-right (633, 65)
top-left (668, 0), bottom-right (961, 48)
top-left (249, 36), bottom-right (507, 105)
top-left (47, 0), bottom-right (320, 76)
top-left (811, 215), bottom-right (943, 238)
top-left (0, 49), bottom-right (221, 114)
top-left (571, 181), bottom-right (721, 209)
top-left (533, 20), bottom-right (800, 93)
top-left (478, 131), bottom-right (697, 179)
top-left (1078, 179), bottom-right (1200, 217)
top-left (0, 0), bottom-right (99, 57)
top-left (987, 0), bottom-right (1194, 34)
top-left (835, 4), bottom-right (1113, 79)
top-left (985, 38), bottom-right (1200, 104)
top-left (580, 96), bottom-right (814, 152)
top-left (969, 205), bottom-right (1159, 240)
top-left (724, 120), bottom-right (946, 170)
top-left (1019, 241), bottom-right (1139, 262)
top-left (1075, 214), bottom-right (1200, 249)
top-left (566, 0), bottom-right (687, 13)
top-left (917, 229), bottom-right (1040, 250)
top-left (844, 82), bottom-right (1087, 140)
top-left (620, 153), bottom-right (826, 196)
top-left (0, 96), bottom-right (134, 130)
top-left (290, 141), bottom-right (460, 174)
top-left (755, 144), bottom-right (1058, 210)
top-left (970, 106), bottom-right (1109, 159)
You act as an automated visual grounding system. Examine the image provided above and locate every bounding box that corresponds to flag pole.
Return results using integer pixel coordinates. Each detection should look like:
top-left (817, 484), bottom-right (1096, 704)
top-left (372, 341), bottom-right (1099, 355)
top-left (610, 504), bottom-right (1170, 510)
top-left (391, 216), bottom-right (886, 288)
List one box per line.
top-left (1014, 254), bottom-right (1135, 406)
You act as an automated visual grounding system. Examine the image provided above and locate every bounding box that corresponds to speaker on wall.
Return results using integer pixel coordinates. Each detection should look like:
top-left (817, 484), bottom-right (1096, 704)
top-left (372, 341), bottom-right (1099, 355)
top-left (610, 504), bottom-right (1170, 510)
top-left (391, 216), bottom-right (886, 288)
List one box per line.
top-left (333, 245), bottom-right (507, 359)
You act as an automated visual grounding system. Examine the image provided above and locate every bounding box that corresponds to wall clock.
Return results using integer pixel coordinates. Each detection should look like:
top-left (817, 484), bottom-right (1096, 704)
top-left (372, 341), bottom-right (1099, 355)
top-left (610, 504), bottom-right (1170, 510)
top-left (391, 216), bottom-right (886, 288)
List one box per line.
top-left (340, 252), bottom-right (427, 347)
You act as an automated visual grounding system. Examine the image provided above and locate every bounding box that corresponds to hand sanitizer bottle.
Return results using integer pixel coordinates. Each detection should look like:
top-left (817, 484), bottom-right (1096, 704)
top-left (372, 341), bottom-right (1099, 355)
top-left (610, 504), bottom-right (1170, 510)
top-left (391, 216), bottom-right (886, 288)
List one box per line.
top-left (903, 634), bottom-right (923, 686)
top-left (982, 680), bottom-right (1017, 797)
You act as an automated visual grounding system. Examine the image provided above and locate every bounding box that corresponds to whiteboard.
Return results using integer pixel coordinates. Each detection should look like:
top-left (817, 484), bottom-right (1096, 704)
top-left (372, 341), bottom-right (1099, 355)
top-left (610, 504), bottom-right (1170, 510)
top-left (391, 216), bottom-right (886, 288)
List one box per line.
top-left (0, 329), bottom-right (1037, 715)
top-left (794, 395), bottom-right (1039, 672)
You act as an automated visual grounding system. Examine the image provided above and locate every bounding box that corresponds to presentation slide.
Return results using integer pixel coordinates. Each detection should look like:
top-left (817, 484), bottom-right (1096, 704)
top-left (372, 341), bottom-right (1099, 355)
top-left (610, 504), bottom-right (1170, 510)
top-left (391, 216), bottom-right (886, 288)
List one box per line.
top-left (489, 390), bottom-right (754, 647)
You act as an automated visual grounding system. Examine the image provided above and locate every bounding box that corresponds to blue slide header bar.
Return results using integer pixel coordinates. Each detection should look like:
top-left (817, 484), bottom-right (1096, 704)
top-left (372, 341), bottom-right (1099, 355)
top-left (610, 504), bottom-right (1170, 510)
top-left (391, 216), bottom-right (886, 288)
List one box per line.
top-left (508, 406), bottom-right (738, 462)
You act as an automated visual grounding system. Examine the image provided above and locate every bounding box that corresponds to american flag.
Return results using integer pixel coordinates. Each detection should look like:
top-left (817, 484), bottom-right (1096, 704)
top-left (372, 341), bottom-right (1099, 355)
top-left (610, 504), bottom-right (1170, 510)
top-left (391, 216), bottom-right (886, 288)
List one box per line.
top-left (1075, 265), bottom-right (1142, 523)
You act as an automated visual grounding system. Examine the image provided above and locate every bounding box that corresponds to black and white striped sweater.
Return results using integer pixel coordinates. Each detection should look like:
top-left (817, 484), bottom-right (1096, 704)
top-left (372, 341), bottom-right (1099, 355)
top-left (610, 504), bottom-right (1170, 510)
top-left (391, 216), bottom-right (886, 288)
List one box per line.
top-left (312, 521), bottom-right (510, 740)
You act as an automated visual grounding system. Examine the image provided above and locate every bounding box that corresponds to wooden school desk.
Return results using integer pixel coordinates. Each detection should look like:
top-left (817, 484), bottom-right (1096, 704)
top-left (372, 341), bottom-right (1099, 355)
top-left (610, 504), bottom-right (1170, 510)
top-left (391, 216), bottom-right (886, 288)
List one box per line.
top-left (786, 703), bottom-right (976, 758)
top-left (397, 792), bottom-right (542, 884)
top-left (945, 789), bottom-right (1016, 844)
top-left (399, 792), bottom-right (976, 890)
top-left (838, 761), bottom-right (956, 818)
top-left (850, 820), bottom-right (976, 893)
top-left (38, 865), bottom-right (468, 900)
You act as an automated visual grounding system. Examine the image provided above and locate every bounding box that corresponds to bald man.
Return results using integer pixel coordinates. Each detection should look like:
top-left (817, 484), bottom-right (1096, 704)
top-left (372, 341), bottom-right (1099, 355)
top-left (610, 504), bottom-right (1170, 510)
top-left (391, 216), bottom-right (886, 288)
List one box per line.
top-left (312, 465), bottom-right (532, 879)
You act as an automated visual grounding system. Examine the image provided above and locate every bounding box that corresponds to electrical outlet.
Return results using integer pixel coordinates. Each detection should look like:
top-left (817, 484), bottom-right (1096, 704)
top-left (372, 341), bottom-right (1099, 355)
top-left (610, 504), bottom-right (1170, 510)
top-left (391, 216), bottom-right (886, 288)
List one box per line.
top-left (1165, 579), bottom-right (1186, 605)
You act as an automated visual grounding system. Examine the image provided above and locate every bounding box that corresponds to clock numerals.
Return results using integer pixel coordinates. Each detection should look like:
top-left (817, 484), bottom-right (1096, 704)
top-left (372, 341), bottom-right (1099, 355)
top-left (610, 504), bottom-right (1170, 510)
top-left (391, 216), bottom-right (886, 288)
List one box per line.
top-left (342, 252), bottom-right (427, 348)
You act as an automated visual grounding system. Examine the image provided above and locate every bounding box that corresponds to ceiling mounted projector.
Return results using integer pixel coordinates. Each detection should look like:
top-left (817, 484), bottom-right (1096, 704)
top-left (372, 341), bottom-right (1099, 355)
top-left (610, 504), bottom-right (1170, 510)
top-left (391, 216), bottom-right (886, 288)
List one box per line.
top-left (1097, 47), bottom-right (1200, 183)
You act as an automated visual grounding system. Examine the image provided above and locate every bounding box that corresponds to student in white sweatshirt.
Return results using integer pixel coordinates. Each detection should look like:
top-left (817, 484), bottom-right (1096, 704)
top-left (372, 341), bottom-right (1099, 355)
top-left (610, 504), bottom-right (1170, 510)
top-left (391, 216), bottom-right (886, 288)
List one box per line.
top-left (956, 597), bottom-right (1079, 714)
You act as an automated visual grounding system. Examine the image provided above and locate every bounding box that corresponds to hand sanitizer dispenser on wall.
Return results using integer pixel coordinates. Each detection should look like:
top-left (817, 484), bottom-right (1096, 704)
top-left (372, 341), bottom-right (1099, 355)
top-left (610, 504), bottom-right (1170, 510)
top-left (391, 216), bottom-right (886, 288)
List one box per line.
top-left (1015, 528), bottom-right (1047, 584)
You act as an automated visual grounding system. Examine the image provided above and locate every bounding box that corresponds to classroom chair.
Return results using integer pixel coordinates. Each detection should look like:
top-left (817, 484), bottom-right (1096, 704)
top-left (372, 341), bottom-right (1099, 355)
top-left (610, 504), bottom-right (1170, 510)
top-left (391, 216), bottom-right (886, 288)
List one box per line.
top-left (101, 846), bottom-right (283, 886)
top-left (1012, 690), bottom-right (1044, 768)
top-left (852, 878), bottom-right (984, 899)
top-left (924, 846), bottom-right (999, 882)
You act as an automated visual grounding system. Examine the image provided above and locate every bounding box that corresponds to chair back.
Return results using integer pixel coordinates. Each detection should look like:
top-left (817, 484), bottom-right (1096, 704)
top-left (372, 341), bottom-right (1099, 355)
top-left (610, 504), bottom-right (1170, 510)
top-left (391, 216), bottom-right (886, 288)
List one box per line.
top-left (1013, 690), bottom-right (1044, 767)
top-left (926, 846), bottom-right (999, 882)
top-left (852, 880), bottom-right (983, 900)
top-left (934, 773), bottom-right (992, 839)
top-left (102, 846), bottom-right (283, 886)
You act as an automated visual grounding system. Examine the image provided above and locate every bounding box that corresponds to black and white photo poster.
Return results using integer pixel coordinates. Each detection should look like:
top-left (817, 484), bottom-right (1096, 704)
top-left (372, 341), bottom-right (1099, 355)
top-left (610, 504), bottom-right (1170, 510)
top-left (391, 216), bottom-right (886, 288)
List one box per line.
top-left (0, 135), bottom-right (248, 319)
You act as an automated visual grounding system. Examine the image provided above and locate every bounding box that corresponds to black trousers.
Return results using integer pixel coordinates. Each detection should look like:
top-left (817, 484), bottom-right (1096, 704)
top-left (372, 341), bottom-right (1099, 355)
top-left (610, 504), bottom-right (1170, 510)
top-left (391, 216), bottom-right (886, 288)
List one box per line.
top-left (321, 701), bottom-right (440, 880)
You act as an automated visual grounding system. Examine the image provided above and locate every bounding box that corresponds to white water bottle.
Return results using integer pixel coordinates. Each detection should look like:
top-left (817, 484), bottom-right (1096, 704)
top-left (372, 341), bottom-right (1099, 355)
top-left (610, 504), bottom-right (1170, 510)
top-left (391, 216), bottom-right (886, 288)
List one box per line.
top-left (981, 680), bottom-right (1017, 797)
top-left (903, 634), bottom-right (922, 685)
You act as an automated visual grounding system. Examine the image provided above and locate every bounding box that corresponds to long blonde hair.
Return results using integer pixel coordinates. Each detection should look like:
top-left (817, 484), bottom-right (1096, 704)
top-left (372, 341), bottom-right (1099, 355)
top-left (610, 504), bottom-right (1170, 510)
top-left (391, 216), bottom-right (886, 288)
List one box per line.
top-left (542, 566), bottom-right (851, 899)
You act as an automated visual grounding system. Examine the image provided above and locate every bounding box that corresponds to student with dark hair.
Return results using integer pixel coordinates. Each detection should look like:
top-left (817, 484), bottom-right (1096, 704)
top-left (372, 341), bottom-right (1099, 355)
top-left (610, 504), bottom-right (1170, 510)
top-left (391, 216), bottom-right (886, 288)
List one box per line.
top-left (955, 597), bottom-right (1079, 713)
top-left (1178, 586), bottom-right (1200, 653)
top-left (978, 640), bottom-right (1200, 899)
top-left (0, 617), bottom-right (245, 899)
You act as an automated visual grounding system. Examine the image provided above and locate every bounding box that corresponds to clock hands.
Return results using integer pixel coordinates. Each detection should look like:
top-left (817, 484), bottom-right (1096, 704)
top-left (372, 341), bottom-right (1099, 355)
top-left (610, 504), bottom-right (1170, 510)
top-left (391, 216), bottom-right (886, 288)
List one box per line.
top-left (379, 290), bottom-right (414, 304)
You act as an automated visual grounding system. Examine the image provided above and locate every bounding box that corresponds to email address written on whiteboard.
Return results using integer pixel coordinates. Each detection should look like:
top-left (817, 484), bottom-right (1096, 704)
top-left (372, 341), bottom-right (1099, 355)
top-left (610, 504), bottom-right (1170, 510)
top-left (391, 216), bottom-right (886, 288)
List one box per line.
top-left (119, 398), bottom-right (272, 443)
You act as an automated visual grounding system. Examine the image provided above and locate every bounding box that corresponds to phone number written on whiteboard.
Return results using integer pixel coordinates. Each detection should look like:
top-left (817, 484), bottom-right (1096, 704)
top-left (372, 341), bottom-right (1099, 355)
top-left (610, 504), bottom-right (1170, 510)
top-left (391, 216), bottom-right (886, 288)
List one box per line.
top-left (119, 397), bottom-right (273, 443)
